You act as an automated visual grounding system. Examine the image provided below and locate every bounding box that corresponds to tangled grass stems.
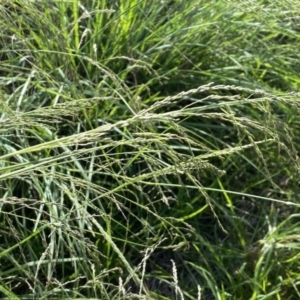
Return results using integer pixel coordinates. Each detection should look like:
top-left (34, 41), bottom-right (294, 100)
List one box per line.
top-left (1, 0), bottom-right (300, 299)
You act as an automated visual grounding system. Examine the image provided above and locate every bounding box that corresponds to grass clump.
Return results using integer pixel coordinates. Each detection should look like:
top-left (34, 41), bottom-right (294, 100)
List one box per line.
top-left (1, 0), bottom-right (300, 299)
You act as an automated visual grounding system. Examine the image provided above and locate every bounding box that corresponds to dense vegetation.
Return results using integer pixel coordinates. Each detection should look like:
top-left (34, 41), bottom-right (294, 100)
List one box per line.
top-left (1, 0), bottom-right (300, 299)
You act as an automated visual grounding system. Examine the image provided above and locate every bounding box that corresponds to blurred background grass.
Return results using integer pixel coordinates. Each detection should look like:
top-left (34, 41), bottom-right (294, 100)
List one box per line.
top-left (0, 0), bottom-right (300, 299)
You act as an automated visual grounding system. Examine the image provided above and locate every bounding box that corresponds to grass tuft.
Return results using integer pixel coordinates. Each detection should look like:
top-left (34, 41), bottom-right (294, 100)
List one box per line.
top-left (0, 0), bottom-right (300, 299)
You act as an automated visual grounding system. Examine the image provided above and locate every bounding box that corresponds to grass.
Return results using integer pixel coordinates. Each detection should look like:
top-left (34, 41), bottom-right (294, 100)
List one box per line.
top-left (0, 0), bottom-right (300, 299)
